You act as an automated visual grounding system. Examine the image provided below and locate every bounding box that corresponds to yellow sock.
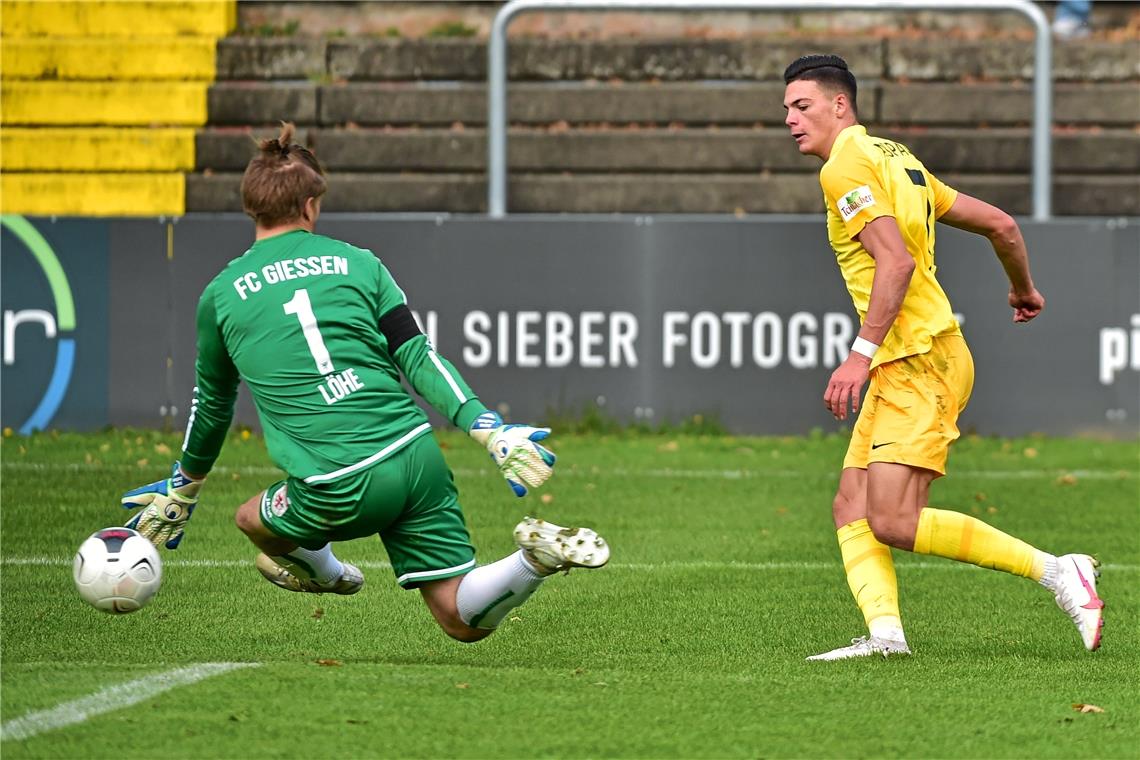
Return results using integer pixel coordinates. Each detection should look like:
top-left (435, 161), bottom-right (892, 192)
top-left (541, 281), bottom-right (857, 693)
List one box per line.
top-left (914, 508), bottom-right (1046, 580)
top-left (838, 519), bottom-right (903, 638)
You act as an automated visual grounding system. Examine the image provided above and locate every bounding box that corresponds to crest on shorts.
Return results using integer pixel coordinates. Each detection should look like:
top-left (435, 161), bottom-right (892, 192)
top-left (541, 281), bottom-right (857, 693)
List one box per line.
top-left (270, 488), bottom-right (290, 517)
top-left (837, 185), bottom-right (875, 222)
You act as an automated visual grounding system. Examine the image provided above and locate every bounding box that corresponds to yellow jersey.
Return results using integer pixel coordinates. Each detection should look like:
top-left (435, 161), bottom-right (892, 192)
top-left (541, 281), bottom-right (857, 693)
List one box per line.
top-left (819, 124), bottom-right (962, 367)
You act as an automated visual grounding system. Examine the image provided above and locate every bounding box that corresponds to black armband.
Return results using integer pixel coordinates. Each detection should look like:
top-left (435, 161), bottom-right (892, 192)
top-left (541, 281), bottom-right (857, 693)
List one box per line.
top-left (379, 304), bottom-right (422, 353)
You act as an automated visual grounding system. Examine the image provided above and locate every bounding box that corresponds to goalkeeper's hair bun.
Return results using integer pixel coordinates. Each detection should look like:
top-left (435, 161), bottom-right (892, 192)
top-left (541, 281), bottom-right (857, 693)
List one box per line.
top-left (783, 54), bottom-right (850, 84)
top-left (257, 122), bottom-right (297, 160)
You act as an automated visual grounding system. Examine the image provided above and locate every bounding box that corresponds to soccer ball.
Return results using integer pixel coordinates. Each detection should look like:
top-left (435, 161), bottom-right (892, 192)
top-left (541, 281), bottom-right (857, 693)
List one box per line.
top-left (73, 527), bottom-right (163, 614)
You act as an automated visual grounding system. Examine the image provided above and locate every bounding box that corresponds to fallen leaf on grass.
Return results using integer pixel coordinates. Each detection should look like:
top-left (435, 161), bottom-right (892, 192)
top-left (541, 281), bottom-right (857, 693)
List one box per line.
top-left (1056, 474), bottom-right (1078, 486)
top-left (455, 683), bottom-right (469, 689)
top-left (1023, 447), bottom-right (1038, 458)
top-left (316, 659), bottom-right (342, 667)
top-left (312, 607), bottom-right (325, 620)
top-left (1072, 703), bottom-right (1104, 713)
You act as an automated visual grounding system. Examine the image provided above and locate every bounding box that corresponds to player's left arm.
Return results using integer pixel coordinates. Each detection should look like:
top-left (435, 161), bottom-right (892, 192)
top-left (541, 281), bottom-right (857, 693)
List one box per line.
top-left (937, 190), bottom-right (1044, 323)
top-left (374, 261), bottom-right (555, 496)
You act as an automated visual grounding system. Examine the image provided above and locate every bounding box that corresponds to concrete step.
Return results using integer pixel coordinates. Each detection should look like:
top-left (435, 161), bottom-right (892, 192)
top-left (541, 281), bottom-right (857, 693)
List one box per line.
top-left (2, 0), bottom-right (235, 38)
top-left (2, 82), bottom-right (208, 126)
top-left (215, 38), bottom-right (328, 80)
top-left (886, 38), bottom-right (1140, 82)
top-left (1, 172), bottom-right (184, 215)
top-left (322, 37), bottom-right (883, 82)
top-left (207, 81), bottom-right (319, 126)
top-left (204, 81), bottom-right (1135, 127)
top-left (879, 82), bottom-right (1140, 126)
top-left (185, 171), bottom-right (1139, 216)
top-left (214, 36), bottom-right (1140, 83)
top-left (2, 128), bottom-right (195, 171)
top-left (2, 38), bottom-right (218, 81)
top-left (195, 126), bottom-right (1140, 174)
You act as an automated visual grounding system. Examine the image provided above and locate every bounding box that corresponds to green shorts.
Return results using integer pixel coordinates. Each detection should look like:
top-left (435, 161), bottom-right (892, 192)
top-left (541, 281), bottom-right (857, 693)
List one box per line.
top-left (259, 431), bottom-right (476, 589)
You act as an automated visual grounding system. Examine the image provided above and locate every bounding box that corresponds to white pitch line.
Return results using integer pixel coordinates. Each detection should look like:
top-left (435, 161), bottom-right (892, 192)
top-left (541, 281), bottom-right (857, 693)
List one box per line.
top-left (1, 461), bottom-right (1135, 480)
top-left (0, 662), bottom-right (259, 743)
top-left (4, 556), bottom-right (1136, 572)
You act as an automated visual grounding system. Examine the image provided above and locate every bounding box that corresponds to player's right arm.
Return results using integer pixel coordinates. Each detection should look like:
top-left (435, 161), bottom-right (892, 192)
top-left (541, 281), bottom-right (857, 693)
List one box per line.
top-left (819, 153), bottom-right (915, 420)
top-left (938, 190), bottom-right (1044, 323)
top-left (121, 280), bottom-right (239, 548)
top-left (180, 279), bottom-right (241, 475)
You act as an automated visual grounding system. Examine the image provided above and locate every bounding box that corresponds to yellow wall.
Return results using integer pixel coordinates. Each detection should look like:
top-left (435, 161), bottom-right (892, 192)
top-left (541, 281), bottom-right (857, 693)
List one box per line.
top-left (0, 1), bottom-right (235, 216)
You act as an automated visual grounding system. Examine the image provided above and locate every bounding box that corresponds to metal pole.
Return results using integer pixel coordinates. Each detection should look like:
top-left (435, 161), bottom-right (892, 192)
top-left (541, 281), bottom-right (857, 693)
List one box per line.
top-left (487, 0), bottom-right (1051, 219)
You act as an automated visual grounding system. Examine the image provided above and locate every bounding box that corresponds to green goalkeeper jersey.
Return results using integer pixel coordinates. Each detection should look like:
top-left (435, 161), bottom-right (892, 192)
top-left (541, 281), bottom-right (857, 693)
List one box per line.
top-left (179, 229), bottom-right (488, 483)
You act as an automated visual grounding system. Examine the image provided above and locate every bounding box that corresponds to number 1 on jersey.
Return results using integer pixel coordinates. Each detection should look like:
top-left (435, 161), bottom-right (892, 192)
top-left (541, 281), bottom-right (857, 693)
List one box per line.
top-left (283, 288), bottom-right (335, 374)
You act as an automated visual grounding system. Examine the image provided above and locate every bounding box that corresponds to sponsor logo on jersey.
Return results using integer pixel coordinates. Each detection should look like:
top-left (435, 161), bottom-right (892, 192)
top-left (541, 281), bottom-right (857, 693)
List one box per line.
top-left (837, 185), bottom-right (876, 222)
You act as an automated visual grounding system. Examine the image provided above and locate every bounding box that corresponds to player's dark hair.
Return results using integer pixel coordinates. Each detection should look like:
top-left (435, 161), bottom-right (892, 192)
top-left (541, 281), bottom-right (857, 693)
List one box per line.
top-left (241, 122), bottom-right (327, 228)
top-left (783, 54), bottom-right (858, 116)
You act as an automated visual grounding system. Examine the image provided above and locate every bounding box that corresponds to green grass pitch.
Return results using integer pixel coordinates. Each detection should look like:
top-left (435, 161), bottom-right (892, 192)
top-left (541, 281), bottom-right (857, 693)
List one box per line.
top-left (2, 428), bottom-right (1137, 758)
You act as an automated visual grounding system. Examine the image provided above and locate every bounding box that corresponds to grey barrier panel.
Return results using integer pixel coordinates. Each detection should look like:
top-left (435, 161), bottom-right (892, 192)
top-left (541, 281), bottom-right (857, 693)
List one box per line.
top-left (4, 216), bottom-right (1132, 437)
top-left (0, 217), bottom-right (109, 433)
top-left (107, 220), bottom-right (171, 427)
top-left (156, 216), bottom-right (1136, 439)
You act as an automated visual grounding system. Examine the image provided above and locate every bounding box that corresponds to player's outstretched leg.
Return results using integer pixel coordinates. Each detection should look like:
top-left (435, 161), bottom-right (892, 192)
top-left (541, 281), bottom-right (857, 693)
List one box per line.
top-left (513, 516), bottom-right (610, 572)
top-left (1046, 553), bottom-right (1104, 651)
top-left (255, 551), bottom-right (365, 595)
top-left (443, 517), bottom-right (610, 639)
top-left (911, 508), bottom-right (1105, 652)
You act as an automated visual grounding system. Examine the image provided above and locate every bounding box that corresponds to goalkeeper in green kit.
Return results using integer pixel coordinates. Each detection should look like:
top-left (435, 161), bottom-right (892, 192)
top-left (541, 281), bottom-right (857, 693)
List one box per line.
top-left (121, 123), bottom-right (609, 642)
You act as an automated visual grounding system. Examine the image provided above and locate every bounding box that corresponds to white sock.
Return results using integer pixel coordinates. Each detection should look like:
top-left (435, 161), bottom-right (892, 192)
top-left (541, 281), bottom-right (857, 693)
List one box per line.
top-left (273, 544), bottom-right (344, 584)
top-left (1037, 553), bottom-right (1060, 591)
top-left (456, 550), bottom-right (546, 630)
top-left (868, 616), bottom-right (907, 643)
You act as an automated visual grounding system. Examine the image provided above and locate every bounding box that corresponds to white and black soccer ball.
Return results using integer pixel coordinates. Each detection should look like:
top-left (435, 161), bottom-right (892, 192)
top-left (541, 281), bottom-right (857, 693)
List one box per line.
top-left (73, 528), bottom-right (163, 614)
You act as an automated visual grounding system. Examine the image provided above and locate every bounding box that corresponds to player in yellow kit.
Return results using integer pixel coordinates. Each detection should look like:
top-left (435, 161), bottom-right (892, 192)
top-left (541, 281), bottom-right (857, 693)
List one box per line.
top-left (781, 55), bottom-right (1104, 659)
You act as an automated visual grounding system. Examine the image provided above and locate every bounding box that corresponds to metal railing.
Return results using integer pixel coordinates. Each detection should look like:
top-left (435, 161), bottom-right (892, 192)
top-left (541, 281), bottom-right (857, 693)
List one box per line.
top-left (488, 0), bottom-right (1052, 219)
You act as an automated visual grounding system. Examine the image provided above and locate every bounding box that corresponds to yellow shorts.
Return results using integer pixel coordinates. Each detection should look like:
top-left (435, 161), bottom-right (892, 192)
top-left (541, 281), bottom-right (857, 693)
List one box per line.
top-left (844, 334), bottom-right (974, 476)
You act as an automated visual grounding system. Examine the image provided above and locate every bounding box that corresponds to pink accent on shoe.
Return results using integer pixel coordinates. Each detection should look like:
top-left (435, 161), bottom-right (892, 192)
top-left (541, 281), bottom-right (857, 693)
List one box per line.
top-left (1073, 559), bottom-right (1104, 610)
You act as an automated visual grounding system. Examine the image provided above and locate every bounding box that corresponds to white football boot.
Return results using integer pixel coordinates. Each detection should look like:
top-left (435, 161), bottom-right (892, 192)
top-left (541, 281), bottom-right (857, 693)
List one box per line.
top-left (513, 516), bottom-right (610, 574)
top-left (1051, 554), bottom-right (1104, 651)
top-left (255, 553), bottom-right (365, 595)
top-left (806, 636), bottom-right (912, 662)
